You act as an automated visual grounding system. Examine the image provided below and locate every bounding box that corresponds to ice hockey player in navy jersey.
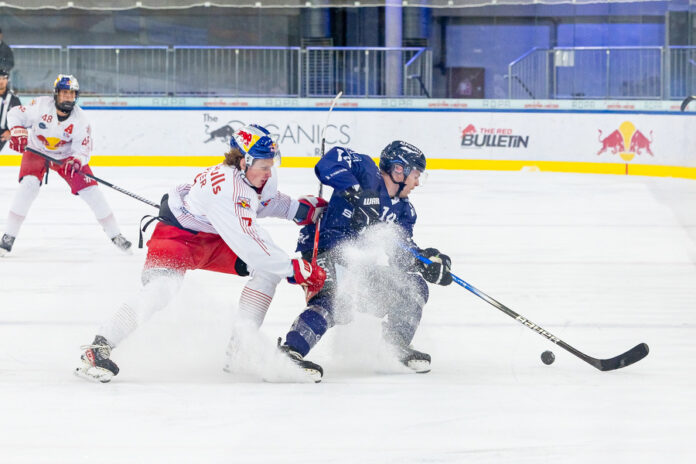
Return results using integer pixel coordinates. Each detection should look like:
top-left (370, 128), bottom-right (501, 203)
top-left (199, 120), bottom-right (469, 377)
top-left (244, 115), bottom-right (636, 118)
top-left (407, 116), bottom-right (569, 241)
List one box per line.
top-left (279, 140), bottom-right (453, 379)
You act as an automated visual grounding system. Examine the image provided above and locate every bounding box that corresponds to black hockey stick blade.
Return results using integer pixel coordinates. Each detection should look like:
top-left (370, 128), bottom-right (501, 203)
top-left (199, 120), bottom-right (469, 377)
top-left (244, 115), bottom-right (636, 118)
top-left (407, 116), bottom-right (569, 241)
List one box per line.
top-left (680, 95), bottom-right (695, 112)
top-left (594, 342), bottom-right (649, 371)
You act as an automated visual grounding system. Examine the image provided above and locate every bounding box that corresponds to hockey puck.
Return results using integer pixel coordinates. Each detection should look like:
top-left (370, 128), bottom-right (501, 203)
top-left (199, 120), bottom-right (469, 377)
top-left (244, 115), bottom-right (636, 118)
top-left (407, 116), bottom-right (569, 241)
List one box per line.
top-left (541, 350), bottom-right (555, 365)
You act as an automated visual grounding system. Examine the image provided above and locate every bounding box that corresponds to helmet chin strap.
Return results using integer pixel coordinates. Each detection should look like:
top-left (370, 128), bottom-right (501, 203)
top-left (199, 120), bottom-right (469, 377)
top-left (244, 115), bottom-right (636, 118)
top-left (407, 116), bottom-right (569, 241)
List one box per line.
top-left (240, 167), bottom-right (254, 188)
top-left (388, 169), bottom-right (407, 197)
top-left (239, 161), bottom-right (267, 192)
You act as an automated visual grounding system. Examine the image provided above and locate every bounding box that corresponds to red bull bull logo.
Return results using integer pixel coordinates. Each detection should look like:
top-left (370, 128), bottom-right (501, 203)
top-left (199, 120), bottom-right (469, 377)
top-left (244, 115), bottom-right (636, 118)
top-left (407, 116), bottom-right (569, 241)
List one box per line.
top-left (36, 135), bottom-right (68, 151)
top-left (597, 121), bottom-right (654, 161)
top-left (234, 130), bottom-right (259, 152)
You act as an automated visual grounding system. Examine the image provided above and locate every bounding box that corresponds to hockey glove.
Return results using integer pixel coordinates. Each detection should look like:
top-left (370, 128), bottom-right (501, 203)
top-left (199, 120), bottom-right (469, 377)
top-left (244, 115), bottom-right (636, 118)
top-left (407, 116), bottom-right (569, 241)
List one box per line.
top-left (9, 126), bottom-right (28, 153)
top-left (418, 248), bottom-right (453, 286)
top-left (288, 258), bottom-right (327, 294)
top-left (342, 187), bottom-right (381, 230)
top-left (63, 156), bottom-right (84, 178)
top-left (293, 195), bottom-right (329, 226)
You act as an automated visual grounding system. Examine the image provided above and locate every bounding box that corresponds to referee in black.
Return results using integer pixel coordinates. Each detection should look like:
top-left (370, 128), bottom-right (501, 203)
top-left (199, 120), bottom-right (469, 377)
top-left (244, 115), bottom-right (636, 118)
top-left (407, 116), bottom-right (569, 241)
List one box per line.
top-left (0, 68), bottom-right (21, 151)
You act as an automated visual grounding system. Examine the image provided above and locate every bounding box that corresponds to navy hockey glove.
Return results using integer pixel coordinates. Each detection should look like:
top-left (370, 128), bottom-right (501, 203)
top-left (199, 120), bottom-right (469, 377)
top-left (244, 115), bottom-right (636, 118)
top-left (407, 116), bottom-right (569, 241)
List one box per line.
top-left (417, 248), bottom-right (453, 286)
top-left (342, 187), bottom-right (381, 230)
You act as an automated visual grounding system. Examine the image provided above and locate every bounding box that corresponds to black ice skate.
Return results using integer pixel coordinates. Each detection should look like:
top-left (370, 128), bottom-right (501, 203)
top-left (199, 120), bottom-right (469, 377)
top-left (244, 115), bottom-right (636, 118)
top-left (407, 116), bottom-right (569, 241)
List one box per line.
top-left (111, 234), bottom-right (133, 254)
top-left (0, 233), bottom-right (15, 256)
top-left (395, 345), bottom-right (431, 374)
top-left (278, 339), bottom-right (323, 383)
top-left (75, 335), bottom-right (120, 383)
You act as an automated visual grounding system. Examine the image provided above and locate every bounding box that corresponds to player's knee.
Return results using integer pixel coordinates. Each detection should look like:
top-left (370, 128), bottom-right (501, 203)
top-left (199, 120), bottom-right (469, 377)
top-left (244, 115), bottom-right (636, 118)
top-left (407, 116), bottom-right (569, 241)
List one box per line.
top-left (77, 184), bottom-right (98, 195)
top-left (248, 269), bottom-right (282, 288)
top-left (409, 274), bottom-right (430, 304)
top-left (141, 266), bottom-right (184, 286)
top-left (19, 175), bottom-right (41, 192)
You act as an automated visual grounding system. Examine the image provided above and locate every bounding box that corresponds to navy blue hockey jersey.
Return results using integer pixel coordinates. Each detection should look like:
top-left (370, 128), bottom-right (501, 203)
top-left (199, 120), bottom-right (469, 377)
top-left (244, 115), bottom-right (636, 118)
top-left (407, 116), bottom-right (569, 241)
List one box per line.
top-left (297, 146), bottom-right (418, 253)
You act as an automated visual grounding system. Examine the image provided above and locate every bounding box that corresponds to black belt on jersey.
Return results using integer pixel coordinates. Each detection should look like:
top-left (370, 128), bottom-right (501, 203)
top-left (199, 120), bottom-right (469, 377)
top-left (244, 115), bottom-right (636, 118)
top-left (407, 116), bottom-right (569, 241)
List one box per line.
top-left (138, 193), bottom-right (198, 248)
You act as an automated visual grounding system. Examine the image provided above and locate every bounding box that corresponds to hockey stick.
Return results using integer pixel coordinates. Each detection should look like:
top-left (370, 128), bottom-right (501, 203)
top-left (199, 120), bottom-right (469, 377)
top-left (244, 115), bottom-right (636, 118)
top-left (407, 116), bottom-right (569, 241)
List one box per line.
top-left (311, 90), bottom-right (343, 264)
top-left (406, 247), bottom-right (649, 371)
top-left (305, 92), bottom-right (343, 303)
top-left (680, 95), bottom-right (695, 112)
top-left (26, 147), bottom-right (160, 209)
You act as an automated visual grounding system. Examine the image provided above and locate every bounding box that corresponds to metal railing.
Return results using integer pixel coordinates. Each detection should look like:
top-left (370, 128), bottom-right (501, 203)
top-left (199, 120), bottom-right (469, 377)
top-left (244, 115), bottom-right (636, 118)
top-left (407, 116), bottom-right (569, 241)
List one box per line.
top-left (8, 45), bottom-right (431, 98)
top-left (509, 46), bottom-right (696, 100)
top-left (305, 46), bottom-right (432, 97)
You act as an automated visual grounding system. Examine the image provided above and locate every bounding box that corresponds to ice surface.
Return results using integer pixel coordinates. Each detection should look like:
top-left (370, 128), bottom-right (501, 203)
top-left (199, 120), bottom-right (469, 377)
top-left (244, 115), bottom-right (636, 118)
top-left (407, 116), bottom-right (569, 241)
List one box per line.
top-left (1, 166), bottom-right (694, 463)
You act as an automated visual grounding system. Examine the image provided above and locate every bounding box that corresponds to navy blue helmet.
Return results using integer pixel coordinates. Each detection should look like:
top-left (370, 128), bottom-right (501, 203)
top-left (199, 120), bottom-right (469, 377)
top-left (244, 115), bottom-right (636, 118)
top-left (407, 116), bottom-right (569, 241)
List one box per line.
top-left (379, 140), bottom-right (426, 177)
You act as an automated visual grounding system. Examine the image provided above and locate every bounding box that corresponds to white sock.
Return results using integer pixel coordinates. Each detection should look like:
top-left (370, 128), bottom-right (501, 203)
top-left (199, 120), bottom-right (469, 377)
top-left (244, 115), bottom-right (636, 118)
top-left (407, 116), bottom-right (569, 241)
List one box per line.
top-left (236, 270), bottom-right (282, 328)
top-left (4, 176), bottom-right (41, 237)
top-left (78, 186), bottom-right (121, 238)
top-left (99, 274), bottom-right (182, 347)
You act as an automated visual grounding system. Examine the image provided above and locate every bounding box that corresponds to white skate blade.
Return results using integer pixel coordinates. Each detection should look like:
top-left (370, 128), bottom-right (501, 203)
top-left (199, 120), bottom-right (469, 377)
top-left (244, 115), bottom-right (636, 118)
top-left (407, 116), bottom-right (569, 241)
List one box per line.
top-left (406, 359), bottom-right (431, 374)
top-left (0, 248), bottom-right (9, 257)
top-left (74, 364), bottom-right (114, 383)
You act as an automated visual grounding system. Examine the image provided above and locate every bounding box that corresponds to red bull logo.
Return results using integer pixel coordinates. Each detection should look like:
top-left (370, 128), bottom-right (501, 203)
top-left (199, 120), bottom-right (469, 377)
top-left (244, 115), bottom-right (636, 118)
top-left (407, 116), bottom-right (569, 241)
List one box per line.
top-left (36, 135), bottom-right (68, 151)
top-left (236, 196), bottom-right (251, 209)
top-left (597, 121), bottom-right (653, 161)
top-left (234, 130), bottom-right (259, 152)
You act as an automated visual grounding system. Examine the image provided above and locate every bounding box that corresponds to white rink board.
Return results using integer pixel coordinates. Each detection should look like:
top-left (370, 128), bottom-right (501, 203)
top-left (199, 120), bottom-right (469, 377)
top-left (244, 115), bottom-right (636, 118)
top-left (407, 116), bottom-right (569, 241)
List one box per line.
top-left (1, 108), bottom-right (689, 166)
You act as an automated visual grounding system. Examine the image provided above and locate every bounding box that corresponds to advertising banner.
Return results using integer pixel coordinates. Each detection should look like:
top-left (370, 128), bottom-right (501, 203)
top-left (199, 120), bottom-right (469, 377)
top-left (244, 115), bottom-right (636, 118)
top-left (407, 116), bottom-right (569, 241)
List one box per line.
top-left (1, 102), bottom-right (695, 177)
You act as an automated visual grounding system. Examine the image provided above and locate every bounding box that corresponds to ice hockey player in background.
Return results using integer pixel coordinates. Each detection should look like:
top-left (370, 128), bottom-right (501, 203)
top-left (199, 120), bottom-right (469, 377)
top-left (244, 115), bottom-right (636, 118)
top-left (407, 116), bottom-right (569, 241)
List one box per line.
top-left (0, 74), bottom-right (132, 256)
top-left (75, 124), bottom-right (327, 383)
top-left (278, 141), bottom-right (453, 380)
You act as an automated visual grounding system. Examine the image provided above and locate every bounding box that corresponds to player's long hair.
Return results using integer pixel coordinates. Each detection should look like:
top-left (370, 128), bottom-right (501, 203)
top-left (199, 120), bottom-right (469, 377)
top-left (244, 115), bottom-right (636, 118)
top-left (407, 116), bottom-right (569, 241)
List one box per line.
top-left (223, 147), bottom-right (244, 169)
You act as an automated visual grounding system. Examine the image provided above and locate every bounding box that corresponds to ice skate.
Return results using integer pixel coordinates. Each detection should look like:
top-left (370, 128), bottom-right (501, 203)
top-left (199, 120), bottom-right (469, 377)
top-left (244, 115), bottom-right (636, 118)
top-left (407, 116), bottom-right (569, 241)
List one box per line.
top-left (75, 335), bottom-right (120, 383)
top-left (111, 234), bottom-right (133, 254)
top-left (0, 234), bottom-right (15, 257)
top-left (395, 345), bottom-right (431, 373)
top-left (278, 339), bottom-right (323, 383)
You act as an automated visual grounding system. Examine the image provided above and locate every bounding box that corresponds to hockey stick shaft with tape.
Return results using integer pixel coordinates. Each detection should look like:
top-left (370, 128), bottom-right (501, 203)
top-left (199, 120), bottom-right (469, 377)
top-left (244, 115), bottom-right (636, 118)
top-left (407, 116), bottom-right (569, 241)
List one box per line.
top-left (311, 91), bottom-right (343, 265)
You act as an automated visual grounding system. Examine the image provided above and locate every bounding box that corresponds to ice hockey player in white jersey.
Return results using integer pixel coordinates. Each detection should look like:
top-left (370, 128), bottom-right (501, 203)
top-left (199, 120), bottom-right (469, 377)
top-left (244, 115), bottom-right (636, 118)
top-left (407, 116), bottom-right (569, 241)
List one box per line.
top-left (0, 74), bottom-right (131, 256)
top-left (75, 124), bottom-right (328, 383)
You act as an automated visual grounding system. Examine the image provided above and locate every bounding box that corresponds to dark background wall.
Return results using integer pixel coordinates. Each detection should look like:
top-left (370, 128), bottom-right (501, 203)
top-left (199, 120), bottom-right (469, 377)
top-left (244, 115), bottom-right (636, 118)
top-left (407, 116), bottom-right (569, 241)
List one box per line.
top-left (0, 1), bottom-right (693, 98)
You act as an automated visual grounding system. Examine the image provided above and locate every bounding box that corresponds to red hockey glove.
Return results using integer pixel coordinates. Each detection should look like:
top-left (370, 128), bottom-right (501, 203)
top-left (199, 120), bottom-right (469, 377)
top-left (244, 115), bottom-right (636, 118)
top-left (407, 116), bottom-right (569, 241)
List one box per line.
top-left (288, 258), bottom-right (327, 294)
top-left (9, 126), bottom-right (28, 153)
top-left (63, 156), bottom-right (84, 178)
top-left (293, 195), bottom-right (329, 226)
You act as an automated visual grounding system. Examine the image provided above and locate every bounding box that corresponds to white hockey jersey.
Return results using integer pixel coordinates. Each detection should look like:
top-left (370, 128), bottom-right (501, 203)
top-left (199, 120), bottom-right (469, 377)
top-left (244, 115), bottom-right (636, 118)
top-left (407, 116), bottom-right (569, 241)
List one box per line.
top-left (167, 163), bottom-right (300, 279)
top-left (7, 96), bottom-right (92, 164)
